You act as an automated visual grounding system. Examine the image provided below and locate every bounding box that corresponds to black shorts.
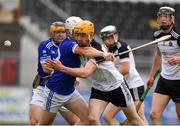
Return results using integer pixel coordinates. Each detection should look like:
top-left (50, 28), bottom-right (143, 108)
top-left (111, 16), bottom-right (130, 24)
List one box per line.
top-left (90, 83), bottom-right (133, 107)
top-left (155, 75), bottom-right (180, 102)
top-left (129, 85), bottom-right (145, 101)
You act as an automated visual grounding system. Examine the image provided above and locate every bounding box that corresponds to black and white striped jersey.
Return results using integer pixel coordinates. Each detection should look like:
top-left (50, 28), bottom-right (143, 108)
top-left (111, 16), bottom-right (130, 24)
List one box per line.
top-left (102, 41), bottom-right (144, 89)
top-left (80, 40), bottom-right (125, 91)
top-left (154, 26), bottom-right (180, 80)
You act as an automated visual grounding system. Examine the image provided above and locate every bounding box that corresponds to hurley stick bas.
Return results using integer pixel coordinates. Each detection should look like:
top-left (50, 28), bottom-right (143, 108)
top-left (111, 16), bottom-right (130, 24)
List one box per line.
top-left (136, 69), bottom-right (160, 111)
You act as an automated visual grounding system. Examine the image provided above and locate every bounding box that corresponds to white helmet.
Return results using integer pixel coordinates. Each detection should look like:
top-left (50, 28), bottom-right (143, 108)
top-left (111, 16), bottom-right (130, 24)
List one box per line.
top-left (157, 6), bottom-right (175, 17)
top-left (65, 16), bottom-right (82, 34)
top-left (100, 25), bottom-right (118, 38)
top-left (100, 25), bottom-right (118, 43)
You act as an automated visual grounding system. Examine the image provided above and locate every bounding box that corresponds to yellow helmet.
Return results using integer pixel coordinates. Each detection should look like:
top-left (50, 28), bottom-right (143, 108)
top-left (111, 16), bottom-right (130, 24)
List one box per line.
top-left (49, 21), bottom-right (65, 33)
top-left (74, 20), bottom-right (94, 35)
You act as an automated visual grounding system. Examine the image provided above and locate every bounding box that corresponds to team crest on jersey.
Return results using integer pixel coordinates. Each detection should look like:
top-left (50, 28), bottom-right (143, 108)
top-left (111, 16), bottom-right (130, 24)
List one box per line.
top-left (72, 41), bottom-right (76, 44)
top-left (169, 41), bottom-right (173, 46)
top-left (42, 50), bottom-right (47, 54)
top-left (159, 41), bottom-right (174, 47)
top-left (51, 50), bottom-right (56, 54)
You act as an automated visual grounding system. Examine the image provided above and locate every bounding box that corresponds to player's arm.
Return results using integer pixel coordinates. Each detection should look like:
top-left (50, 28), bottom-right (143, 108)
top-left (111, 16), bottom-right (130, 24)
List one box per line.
top-left (118, 43), bottom-right (130, 75)
top-left (119, 61), bottom-right (129, 75)
top-left (167, 32), bottom-right (180, 65)
top-left (74, 45), bottom-right (113, 61)
top-left (147, 47), bottom-right (161, 87)
top-left (45, 59), bottom-right (97, 78)
top-left (175, 56), bottom-right (180, 63)
top-left (149, 47), bottom-right (161, 76)
top-left (38, 44), bottom-right (53, 74)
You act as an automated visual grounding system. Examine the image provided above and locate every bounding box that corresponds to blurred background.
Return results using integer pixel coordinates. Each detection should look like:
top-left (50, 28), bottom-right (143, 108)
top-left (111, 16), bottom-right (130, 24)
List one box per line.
top-left (0, 0), bottom-right (179, 125)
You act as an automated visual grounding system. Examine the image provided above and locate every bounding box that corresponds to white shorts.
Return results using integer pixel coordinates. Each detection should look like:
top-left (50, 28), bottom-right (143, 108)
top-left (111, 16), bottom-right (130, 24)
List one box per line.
top-left (30, 86), bottom-right (69, 112)
top-left (43, 86), bottom-right (84, 113)
top-left (30, 86), bottom-right (45, 107)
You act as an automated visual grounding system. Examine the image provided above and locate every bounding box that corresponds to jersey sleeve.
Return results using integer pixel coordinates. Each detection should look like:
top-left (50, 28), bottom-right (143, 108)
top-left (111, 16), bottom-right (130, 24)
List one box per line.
top-left (175, 30), bottom-right (180, 46)
top-left (177, 37), bottom-right (180, 46)
top-left (64, 40), bottom-right (78, 54)
top-left (118, 42), bottom-right (129, 59)
top-left (91, 40), bottom-right (104, 62)
top-left (38, 44), bottom-right (51, 64)
top-left (71, 43), bottom-right (78, 54)
top-left (170, 27), bottom-right (180, 46)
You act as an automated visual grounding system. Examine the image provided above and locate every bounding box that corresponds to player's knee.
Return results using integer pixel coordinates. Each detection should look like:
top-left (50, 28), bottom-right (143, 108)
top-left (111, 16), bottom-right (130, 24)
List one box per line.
top-left (88, 114), bottom-right (99, 124)
top-left (102, 113), bottom-right (112, 123)
top-left (150, 110), bottom-right (161, 120)
top-left (137, 110), bottom-right (145, 118)
top-left (67, 117), bottom-right (80, 125)
top-left (75, 115), bottom-right (89, 125)
top-left (177, 115), bottom-right (180, 121)
top-left (29, 117), bottom-right (39, 125)
top-left (176, 110), bottom-right (180, 121)
top-left (127, 116), bottom-right (140, 124)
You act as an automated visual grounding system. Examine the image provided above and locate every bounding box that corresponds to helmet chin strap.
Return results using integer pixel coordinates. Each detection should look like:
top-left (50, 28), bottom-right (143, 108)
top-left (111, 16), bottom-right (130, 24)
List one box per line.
top-left (88, 34), bottom-right (91, 42)
top-left (160, 25), bottom-right (171, 30)
top-left (88, 34), bottom-right (92, 46)
top-left (160, 22), bottom-right (173, 30)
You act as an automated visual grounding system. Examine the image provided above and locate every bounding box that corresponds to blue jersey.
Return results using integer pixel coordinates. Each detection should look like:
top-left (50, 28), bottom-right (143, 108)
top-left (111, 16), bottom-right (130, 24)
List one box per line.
top-left (37, 38), bottom-right (59, 86)
top-left (46, 37), bottom-right (81, 95)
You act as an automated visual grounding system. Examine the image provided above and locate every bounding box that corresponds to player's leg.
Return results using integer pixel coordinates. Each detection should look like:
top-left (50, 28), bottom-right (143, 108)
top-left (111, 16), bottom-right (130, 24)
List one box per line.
top-left (29, 104), bottom-right (43, 125)
top-left (121, 102), bottom-right (145, 125)
top-left (38, 110), bottom-right (57, 125)
top-left (64, 89), bottom-right (89, 125)
top-left (121, 101), bottom-right (148, 125)
top-left (132, 86), bottom-right (149, 124)
top-left (135, 101), bottom-right (148, 124)
top-left (59, 106), bottom-right (80, 125)
top-left (169, 79), bottom-right (180, 122)
top-left (64, 99), bottom-right (89, 125)
top-left (29, 86), bottom-right (45, 125)
top-left (88, 98), bottom-right (108, 125)
top-left (150, 76), bottom-right (171, 125)
top-left (102, 102), bottom-right (120, 125)
top-left (150, 93), bottom-right (170, 125)
top-left (111, 82), bottom-right (145, 125)
top-left (175, 103), bottom-right (180, 122)
top-left (88, 87), bottom-right (110, 125)
top-left (38, 87), bottom-right (58, 125)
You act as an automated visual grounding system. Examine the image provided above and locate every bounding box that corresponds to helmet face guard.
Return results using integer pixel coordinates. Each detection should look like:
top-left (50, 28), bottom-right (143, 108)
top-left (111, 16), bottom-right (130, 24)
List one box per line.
top-left (49, 21), bottom-right (66, 42)
top-left (100, 25), bottom-right (118, 44)
top-left (100, 25), bottom-right (118, 38)
top-left (50, 26), bottom-right (65, 33)
top-left (49, 21), bottom-right (65, 35)
top-left (100, 31), bottom-right (117, 38)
